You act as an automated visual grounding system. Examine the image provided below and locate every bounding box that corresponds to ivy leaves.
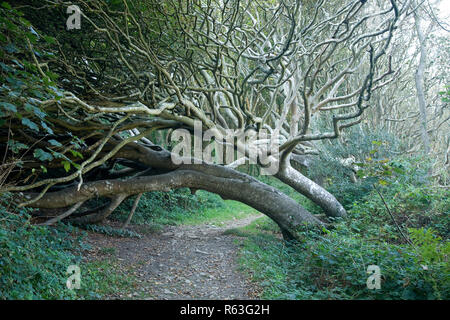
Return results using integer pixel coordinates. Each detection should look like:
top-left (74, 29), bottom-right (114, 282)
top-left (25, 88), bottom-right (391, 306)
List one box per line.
top-left (21, 117), bottom-right (38, 131)
top-left (7, 139), bottom-right (27, 153)
top-left (0, 3), bottom-right (68, 169)
top-left (33, 148), bottom-right (53, 162)
top-left (32, 146), bottom-right (84, 173)
top-left (0, 99), bottom-right (55, 135)
top-left (48, 139), bottom-right (62, 147)
top-left (0, 101), bottom-right (16, 113)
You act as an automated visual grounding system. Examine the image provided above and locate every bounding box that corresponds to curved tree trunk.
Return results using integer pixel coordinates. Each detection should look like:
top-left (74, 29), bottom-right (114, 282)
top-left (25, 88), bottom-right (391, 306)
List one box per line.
top-left (28, 164), bottom-right (324, 241)
top-left (275, 162), bottom-right (347, 218)
top-left (22, 141), bottom-right (342, 240)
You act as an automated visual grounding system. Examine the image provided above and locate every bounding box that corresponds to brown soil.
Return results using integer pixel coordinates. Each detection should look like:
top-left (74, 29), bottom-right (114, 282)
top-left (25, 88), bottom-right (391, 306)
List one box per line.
top-left (84, 215), bottom-right (263, 300)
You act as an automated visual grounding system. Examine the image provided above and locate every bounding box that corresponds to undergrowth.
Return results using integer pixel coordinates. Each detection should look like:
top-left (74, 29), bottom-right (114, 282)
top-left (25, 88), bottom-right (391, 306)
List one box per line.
top-left (234, 155), bottom-right (449, 300)
top-left (0, 195), bottom-right (137, 299)
top-left (111, 188), bottom-right (258, 228)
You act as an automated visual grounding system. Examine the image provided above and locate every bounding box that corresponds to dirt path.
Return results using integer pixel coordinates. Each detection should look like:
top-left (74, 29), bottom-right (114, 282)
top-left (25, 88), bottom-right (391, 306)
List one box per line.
top-left (85, 215), bottom-right (263, 299)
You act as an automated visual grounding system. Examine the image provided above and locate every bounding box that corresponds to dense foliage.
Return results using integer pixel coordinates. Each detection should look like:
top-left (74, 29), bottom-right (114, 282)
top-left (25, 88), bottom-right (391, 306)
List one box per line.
top-left (0, 188), bottom-right (225, 299)
top-left (0, 197), bottom-right (83, 299)
top-left (0, 0), bottom-right (448, 301)
top-left (235, 154), bottom-right (449, 300)
top-left (0, 195), bottom-right (138, 299)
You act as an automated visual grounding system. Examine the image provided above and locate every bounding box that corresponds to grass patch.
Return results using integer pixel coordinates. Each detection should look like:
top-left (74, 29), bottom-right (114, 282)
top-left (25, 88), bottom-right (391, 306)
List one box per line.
top-left (76, 258), bottom-right (138, 299)
top-left (224, 216), bottom-right (279, 237)
top-left (112, 189), bottom-right (259, 227)
top-left (179, 200), bottom-right (260, 226)
top-left (237, 227), bottom-right (449, 299)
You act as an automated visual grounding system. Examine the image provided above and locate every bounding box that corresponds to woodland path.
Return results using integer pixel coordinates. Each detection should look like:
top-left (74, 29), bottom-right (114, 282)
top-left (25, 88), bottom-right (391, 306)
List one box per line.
top-left (85, 214), bottom-right (263, 299)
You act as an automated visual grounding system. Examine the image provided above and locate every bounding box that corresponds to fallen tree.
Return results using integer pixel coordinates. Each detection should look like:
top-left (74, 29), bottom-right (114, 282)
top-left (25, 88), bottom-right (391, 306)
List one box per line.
top-left (0, 0), bottom-right (406, 240)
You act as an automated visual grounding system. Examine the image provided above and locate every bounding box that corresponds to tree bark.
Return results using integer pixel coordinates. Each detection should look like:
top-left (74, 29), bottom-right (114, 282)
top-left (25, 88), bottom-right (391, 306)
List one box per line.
top-left (122, 193), bottom-right (142, 229)
top-left (21, 141), bottom-right (344, 240)
top-left (27, 161), bottom-right (324, 240)
top-left (275, 162), bottom-right (347, 218)
top-left (414, 12), bottom-right (431, 155)
top-left (70, 194), bottom-right (128, 224)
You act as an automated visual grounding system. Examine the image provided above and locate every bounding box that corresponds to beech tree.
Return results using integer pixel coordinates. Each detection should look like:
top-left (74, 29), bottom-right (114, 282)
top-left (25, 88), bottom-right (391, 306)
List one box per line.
top-left (0, 0), bottom-right (409, 240)
top-left (365, 0), bottom-right (449, 181)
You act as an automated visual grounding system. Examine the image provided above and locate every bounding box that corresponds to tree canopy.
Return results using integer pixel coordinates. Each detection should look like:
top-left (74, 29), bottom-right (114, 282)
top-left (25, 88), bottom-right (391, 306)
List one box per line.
top-left (0, 0), bottom-right (448, 240)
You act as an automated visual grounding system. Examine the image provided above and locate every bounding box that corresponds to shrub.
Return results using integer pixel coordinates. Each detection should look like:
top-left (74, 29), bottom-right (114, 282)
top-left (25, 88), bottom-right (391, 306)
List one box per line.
top-left (0, 194), bottom-right (136, 299)
top-left (237, 154), bottom-right (449, 300)
top-left (304, 126), bottom-right (405, 208)
top-left (0, 197), bottom-right (84, 299)
top-left (238, 224), bottom-right (449, 300)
